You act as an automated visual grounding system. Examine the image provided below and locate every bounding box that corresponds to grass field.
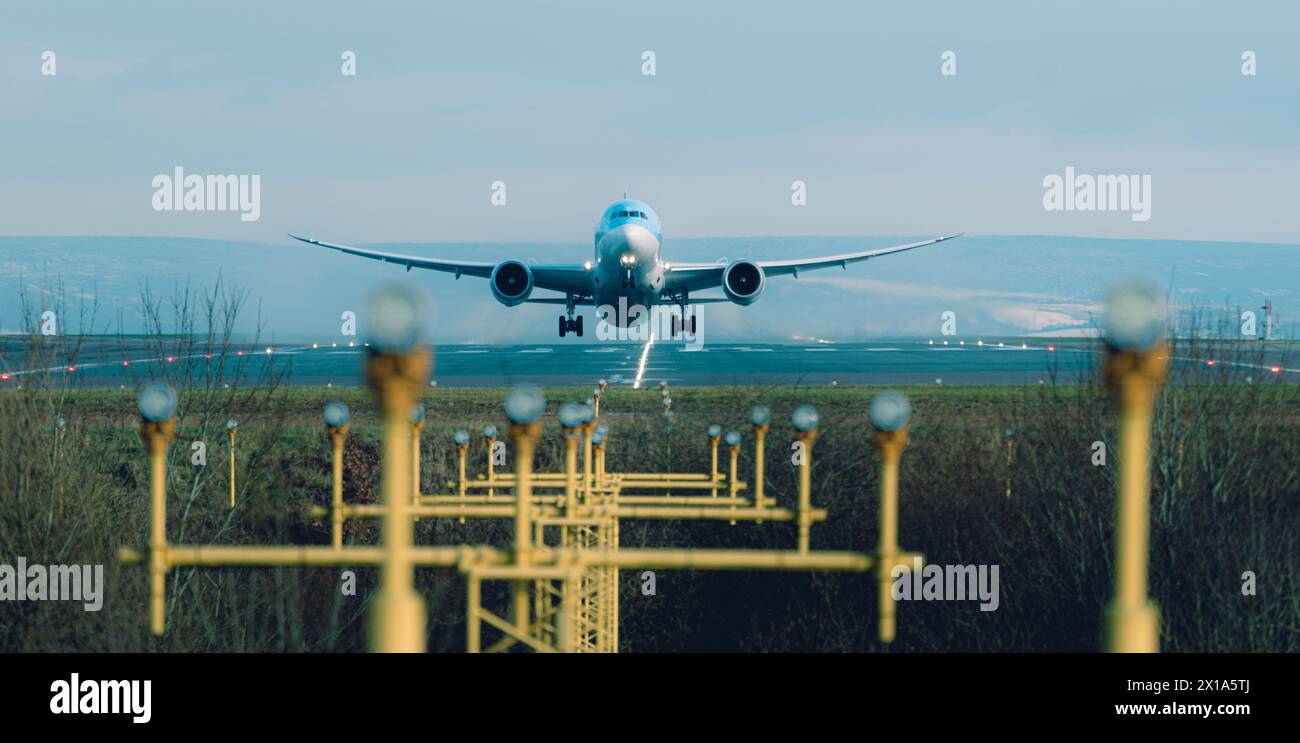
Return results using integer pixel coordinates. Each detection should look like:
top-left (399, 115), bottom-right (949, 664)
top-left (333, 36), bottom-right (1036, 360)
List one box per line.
top-left (2, 378), bottom-right (1297, 652)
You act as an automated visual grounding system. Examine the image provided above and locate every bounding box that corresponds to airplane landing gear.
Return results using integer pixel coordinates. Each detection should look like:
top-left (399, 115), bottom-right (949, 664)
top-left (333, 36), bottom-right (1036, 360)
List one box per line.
top-left (559, 293), bottom-right (583, 338)
top-left (670, 312), bottom-right (697, 339)
top-left (559, 315), bottom-right (583, 337)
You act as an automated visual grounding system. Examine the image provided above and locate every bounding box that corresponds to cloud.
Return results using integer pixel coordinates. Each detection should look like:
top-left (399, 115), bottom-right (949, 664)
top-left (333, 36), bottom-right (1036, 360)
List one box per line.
top-left (988, 305), bottom-right (1086, 331)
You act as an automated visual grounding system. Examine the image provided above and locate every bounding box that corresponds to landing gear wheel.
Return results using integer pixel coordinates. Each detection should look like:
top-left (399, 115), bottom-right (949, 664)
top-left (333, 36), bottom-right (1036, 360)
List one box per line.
top-left (559, 315), bottom-right (582, 338)
top-left (671, 315), bottom-right (681, 339)
top-left (690, 314), bottom-right (697, 334)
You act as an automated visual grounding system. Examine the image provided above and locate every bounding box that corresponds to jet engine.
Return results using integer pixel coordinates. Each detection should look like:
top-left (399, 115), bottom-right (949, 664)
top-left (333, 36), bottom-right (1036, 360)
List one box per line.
top-left (490, 260), bottom-right (534, 306)
top-left (722, 260), bottom-right (765, 306)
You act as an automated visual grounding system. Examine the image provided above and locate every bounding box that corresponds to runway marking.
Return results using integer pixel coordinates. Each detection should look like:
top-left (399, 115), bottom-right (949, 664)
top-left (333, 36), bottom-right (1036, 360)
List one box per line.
top-left (866, 347), bottom-right (902, 351)
top-left (518, 348), bottom-right (553, 354)
top-left (448, 350), bottom-right (489, 354)
top-left (632, 331), bottom-right (656, 389)
top-left (804, 348), bottom-right (838, 352)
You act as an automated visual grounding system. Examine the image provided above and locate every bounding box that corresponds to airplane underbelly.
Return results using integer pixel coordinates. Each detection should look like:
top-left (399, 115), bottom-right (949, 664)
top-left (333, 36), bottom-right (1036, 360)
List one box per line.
top-left (594, 286), bottom-right (656, 327)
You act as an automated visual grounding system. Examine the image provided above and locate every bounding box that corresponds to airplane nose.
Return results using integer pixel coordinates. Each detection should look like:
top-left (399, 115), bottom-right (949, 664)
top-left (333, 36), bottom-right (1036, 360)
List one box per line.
top-left (600, 224), bottom-right (658, 263)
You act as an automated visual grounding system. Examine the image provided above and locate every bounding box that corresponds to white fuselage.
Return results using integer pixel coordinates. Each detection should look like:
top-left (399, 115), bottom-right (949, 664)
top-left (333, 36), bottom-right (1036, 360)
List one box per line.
top-left (591, 223), bottom-right (665, 314)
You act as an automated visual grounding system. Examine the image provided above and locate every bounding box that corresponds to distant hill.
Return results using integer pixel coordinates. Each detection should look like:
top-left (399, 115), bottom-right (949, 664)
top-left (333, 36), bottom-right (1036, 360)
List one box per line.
top-left (1, 235), bottom-right (1295, 342)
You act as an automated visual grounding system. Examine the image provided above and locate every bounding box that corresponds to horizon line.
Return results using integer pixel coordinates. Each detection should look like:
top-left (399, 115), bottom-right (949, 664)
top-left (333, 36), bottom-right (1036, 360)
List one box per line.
top-left (2, 233), bottom-right (1299, 249)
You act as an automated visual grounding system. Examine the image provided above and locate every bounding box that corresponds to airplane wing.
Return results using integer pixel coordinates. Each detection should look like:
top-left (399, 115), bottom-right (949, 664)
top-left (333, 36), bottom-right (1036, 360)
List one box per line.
top-left (663, 234), bottom-right (962, 293)
top-left (288, 234), bottom-right (590, 294)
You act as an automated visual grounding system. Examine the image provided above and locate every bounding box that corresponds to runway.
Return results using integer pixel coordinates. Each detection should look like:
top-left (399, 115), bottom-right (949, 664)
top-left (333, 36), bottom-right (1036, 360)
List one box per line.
top-left (3, 336), bottom-right (1294, 388)
top-left (438, 339), bottom-right (1096, 387)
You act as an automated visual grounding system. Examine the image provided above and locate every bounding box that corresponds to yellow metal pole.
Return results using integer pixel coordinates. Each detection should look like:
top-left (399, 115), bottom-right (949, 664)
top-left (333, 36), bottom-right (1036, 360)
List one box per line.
top-left (562, 432), bottom-right (578, 651)
top-left (1103, 343), bottom-right (1167, 653)
top-left (411, 417), bottom-right (425, 510)
top-left (510, 419), bottom-right (541, 639)
top-left (612, 508), bottom-right (620, 652)
top-left (577, 548), bottom-right (877, 571)
top-left (485, 433), bottom-right (496, 499)
top-left (728, 446), bottom-right (738, 498)
top-left (604, 521), bottom-right (613, 652)
top-left (228, 428), bottom-right (236, 509)
top-left (323, 501), bottom-right (809, 522)
top-left (794, 430), bottom-right (816, 554)
top-left (533, 520), bottom-right (546, 641)
top-left (557, 568), bottom-right (578, 652)
top-left (753, 424), bottom-right (768, 508)
top-left (727, 441), bottom-right (739, 526)
top-left (564, 434), bottom-right (579, 519)
top-left (122, 544), bottom-right (879, 571)
top-left (328, 424), bottom-right (348, 549)
top-left (457, 444), bottom-right (469, 524)
top-left (874, 428), bottom-right (907, 644)
top-left (582, 423), bottom-right (594, 502)
top-left (143, 419), bottom-right (175, 636)
top-left (366, 346), bottom-right (430, 653)
top-left (121, 543), bottom-right (502, 568)
top-left (709, 432), bottom-right (720, 498)
top-left (467, 574), bottom-right (481, 653)
top-left (864, 391), bottom-right (912, 644)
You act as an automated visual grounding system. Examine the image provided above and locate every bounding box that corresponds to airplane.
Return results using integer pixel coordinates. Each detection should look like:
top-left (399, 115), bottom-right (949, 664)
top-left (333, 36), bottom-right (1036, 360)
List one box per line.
top-left (290, 198), bottom-right (960, 338)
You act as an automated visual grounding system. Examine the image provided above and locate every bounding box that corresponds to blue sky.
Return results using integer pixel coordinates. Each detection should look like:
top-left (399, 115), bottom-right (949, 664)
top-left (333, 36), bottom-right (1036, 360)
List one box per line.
top-left (2, 1), bottom-right (1297, 245)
